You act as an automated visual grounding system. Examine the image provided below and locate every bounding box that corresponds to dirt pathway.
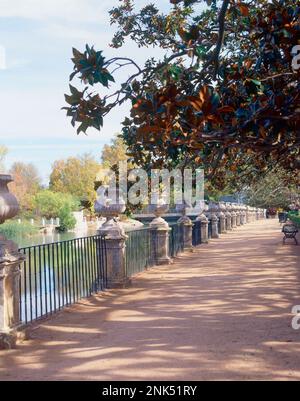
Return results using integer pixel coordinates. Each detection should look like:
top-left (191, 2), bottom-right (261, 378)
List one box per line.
top-left (1, 219), bottom-right (300, 381)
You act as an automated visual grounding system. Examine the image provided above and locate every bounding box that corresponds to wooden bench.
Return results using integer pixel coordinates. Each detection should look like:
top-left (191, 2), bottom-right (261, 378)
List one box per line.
top-left (282, 224), bottom-right (299, 245)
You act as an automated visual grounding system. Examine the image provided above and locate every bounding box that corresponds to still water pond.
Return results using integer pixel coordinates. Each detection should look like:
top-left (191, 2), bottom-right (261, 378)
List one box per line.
top-left (14, 230), bottom-right (98, 249)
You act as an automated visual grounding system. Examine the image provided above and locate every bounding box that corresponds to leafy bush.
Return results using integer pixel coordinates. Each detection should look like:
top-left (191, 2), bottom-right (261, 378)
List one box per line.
top-left (58, 204), bottom-right (76, 232)
top-left (288, 213), bottom-right (300, 227)
top-left (34, 190), bottom-right (80, 219)
top-left (0, 221), bottom-right (39, 240)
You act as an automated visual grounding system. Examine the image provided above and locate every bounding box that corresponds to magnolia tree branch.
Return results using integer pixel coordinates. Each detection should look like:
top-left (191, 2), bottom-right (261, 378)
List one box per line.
top-left (102, 50), bottom-right (187, 111)
top-left (214, 0), bottom-right (230, 77)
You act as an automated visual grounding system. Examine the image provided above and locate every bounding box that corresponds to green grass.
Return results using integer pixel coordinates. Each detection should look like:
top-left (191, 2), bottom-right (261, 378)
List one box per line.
top-left (0, 221), bottom-right (39, 240)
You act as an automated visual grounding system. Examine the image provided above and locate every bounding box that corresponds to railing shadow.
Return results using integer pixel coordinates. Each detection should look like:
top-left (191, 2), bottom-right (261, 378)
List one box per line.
top-left (1, 220), bottom-right (300, 381)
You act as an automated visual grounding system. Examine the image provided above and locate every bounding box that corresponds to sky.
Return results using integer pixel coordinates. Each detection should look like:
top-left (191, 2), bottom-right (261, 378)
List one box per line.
top-left (0, 0), bottom-right (170, 184)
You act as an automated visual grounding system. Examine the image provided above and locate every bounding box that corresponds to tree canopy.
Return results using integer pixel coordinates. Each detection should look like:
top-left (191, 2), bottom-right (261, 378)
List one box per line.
top-left (49, 154), bottom-right (101, 209)
top-left (245, 167), bottom-right (300, 209)
top-left (64, 0), bottom-right (300, 189)
top-left (8, 162), bottom-right (42, 214)
top-left (101, 135), bottom-right (130, 169)
top-left (34, 190), bottom-right (79, 220)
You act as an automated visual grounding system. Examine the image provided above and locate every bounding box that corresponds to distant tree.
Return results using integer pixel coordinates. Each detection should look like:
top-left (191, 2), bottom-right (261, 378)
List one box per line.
top-left (101, 135), bottom-right (130, 168)
top-left (0, 145), bottom-right (8, 173)
top-left (245, 168), bottom-right (300, 209)
top-left (49, 154), bottom-right (101, 209)
top-left (34, 190), bottom-right (79, 220)
top-left (8, 162), bottom-right (41, 214)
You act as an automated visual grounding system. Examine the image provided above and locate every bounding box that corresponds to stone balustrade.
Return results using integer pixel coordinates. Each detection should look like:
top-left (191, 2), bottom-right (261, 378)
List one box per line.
top-left (0, 177), bottom-right (267, 351)
top-left (95, 201), bottom-right (267, 298)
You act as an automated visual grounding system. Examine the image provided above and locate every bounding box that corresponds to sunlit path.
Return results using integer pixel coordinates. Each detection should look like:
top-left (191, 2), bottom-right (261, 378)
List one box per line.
top-left (1, 219), bottom-right (300, 381)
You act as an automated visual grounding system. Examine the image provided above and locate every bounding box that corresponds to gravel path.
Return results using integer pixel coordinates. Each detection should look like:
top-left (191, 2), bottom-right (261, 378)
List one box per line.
top-left (1, 219), bottom-right (300, 381)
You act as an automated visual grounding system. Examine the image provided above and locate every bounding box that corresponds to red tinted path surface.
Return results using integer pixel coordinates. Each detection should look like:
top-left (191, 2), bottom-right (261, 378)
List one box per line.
top-left (1, 219), bottom-right (300, 381)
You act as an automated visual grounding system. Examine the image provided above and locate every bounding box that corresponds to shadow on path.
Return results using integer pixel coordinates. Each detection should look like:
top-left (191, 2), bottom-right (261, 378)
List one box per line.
top-left (0, 220), bottom-right (300, 381)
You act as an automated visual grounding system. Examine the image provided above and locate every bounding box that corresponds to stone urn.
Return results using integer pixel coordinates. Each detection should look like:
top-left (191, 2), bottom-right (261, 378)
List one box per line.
top-left (176, 200), bottom-right (192, 225)
top-left (149, 195), bottom-right (171, 265)
top-left (95, 185), bottom-right (127, 238)
top-left (0, 175), bottom-right (19, 224)
top-left (208, 201), bottom-right (219, 216)
top-left (196, 201), bottom-right (207, 222)
top-left (149, 194), bottom-right (170, 229)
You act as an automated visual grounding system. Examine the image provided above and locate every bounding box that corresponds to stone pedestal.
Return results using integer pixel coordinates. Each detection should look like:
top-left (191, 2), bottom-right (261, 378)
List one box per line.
top-left (246, 206), bottom-right (250, 223)
top-left (218, 203), bottom-right (227, 234)
top-left (150, 217), bottom-right (172, 265)
top-left (98, 220), bottom-right (130, 289)
top-left (105, 237), bottom-right (129, 289)
top-left (0, 236), bottom-right (25, 350)
top-left (210, 214), bottom-right (220, 239)
top-left (225, 204), bottom-right (232, 231)
top-left (231, 205), bottom-right (237, 229)
top-left (240, 206), bottom-right (247, 225)
top-left (208, 203), bottom-right (220, 239)
top-left (178, 216), bottom-right (193, 252)
top-left (219, 214), bottom-right (227, 233)
top-left (196, 213), bottom-right (209, 244)
top-left (236, 206), bottom-right (241, 226)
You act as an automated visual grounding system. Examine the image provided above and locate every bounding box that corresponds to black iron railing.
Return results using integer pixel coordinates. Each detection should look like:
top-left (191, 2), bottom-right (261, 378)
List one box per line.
top-left (19, 235), bottom-right (107, 324)
top-left (169, 223), bottom-right (184, 258)
top-left (192, 220), bottom-right (202, 246)
top-left (125, 228), bottom-right (153, 277)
